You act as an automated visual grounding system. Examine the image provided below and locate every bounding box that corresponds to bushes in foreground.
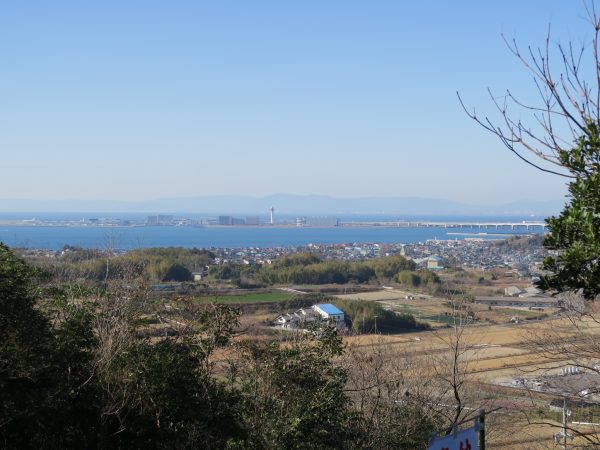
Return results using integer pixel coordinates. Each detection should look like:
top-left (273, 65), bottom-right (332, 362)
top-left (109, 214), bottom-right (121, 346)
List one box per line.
top-left (0, 244), bottom-right (436, 449)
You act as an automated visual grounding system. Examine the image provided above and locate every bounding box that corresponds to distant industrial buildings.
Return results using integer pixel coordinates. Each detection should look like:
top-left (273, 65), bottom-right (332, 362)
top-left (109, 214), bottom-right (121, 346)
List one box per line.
top-left (147, 215), bottom-right (174, 225)
top-left (296, 216), bottom-right (339, 227)
top-left (214, 213), bottom-right (340, 227)
top-left (144, 207), bottom-right (344, 228)
top-left (218, 216), bottom-right (260, 226)
top-left (218, 216), bottom-right (233, 226)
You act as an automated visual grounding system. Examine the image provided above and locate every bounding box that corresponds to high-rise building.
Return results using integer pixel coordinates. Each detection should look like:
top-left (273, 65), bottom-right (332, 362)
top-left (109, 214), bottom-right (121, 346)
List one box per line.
top-left (157, 215), bottom-right (173, 225)
top-left (270, 207), bottom-right (274, 225)
top-left (218, 216), bottom-right (233, 226)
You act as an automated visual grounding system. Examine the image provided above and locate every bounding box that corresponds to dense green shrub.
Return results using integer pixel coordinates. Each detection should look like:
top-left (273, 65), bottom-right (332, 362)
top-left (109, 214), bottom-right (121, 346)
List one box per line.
top-left (257, 254), bottom-right (415, 286)
top-left (162, 262), bottom-right (193, 281)
top-left (367, 254), bottom-right (416, 280)
top-left (0, 244), bottom-right (435, 449)
top-left (394, 269), bottom-right (440, 287)
top-left (35, 246), bottom-right (214, 283)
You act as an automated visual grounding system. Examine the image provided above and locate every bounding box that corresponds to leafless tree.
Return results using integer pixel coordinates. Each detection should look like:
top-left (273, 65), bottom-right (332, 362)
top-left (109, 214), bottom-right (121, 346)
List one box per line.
top-left (341, 296), bottom-right (503, 448)
top-left (343, 337), bottom-right (444, 448)
top-left (84, 238), bottom-right (151, 438)
top-left (459, 1), bottom-right (600, 178)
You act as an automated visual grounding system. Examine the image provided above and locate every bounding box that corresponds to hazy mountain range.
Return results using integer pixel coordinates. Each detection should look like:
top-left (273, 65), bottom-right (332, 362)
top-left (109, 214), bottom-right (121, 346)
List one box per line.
top-left (0, 194), bottom-right (566, 216)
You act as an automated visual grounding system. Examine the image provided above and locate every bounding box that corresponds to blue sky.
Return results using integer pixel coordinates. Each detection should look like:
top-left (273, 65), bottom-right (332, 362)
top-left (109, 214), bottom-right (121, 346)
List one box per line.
top-left (0, 1), bottom-right (588, 204)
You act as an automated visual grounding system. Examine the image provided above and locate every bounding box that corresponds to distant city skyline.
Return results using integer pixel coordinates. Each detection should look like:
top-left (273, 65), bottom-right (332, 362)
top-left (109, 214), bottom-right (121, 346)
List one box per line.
top-left (1, 1), bottom-right (582, 203)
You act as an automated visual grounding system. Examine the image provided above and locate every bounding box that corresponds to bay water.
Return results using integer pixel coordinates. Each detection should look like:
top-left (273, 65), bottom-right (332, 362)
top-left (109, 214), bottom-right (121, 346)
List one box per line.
top-left (0, 224), bottom-right (543, 251)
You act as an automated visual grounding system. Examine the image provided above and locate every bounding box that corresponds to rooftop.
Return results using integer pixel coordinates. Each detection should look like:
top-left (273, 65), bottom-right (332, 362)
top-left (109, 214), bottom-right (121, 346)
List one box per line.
top-left (315, 303), bottom-right (344, 316)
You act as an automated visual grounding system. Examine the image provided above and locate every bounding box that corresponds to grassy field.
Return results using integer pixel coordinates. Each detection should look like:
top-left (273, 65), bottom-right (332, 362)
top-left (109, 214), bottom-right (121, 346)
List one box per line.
top-left (492, 308), bottom-right (544, 317)
top-left (195, 292), bottom-right (296, 304)
top-left (336, 289), bottom-right (473, 326)
top-left (206, 286), bottom-right (600, 449)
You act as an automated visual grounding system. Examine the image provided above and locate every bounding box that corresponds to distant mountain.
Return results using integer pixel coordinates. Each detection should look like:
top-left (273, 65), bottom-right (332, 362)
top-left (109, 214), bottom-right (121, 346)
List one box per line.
top-left (0, 194), bottom-right (566, 216)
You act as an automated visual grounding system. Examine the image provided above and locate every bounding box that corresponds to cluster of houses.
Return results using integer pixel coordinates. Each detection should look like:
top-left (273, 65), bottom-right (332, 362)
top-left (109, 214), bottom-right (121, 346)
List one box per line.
top-left (405, 238), bottom-right (549, 272)
top-left (275, 303), bottom-right (345, 330)
top-left (209, 242), bottom-right (395, 267)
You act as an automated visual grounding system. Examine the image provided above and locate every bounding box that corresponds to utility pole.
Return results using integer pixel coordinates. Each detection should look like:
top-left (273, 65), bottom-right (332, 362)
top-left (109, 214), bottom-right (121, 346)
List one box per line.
top-left (478, 409), bottom-right (485, 450)
top-left (563, 399), bottom-right (568, 449)
top-left (554, 399), bottom-right (573, 449)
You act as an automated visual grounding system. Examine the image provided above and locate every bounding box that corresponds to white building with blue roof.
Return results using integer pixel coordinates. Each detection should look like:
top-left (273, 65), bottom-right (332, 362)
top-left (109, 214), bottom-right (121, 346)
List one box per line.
top-left (312, 303), bottom-right (345, 324)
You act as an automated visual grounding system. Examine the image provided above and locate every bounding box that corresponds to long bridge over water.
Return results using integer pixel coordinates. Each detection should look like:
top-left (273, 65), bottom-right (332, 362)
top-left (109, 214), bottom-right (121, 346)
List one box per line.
top-left (342, 221), bottom-right (548, 230)
top-left (396, 221), bottom-right (548, 230)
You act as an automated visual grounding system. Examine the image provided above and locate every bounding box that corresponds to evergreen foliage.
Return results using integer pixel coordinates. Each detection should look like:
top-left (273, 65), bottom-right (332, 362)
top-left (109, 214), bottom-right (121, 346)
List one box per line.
top-left (0, 244), bottom-right (434, 449)
top-left (231, 327), bottom-right (358, 449)
top-left (394, 269), bottom-right (440, 288)
top-left (540, 122), bottom-right (600, 299)
top-left (162, 262), bottom-right (193, 281)
top-left (0, 243), bottom-right (100, 448)
top-left (251, 253), bottom-right (418, 286)
top-left (36, 246), bottom-right (213, 283)
top-left (368, 254), bottom-right (416, 280)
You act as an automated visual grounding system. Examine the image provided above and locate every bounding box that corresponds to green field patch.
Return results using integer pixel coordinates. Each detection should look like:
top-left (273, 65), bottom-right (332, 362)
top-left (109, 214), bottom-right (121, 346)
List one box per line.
top-left (493, 308), bottom-right (543, 317)
top-left (195, 292), bottom-right (296, 304)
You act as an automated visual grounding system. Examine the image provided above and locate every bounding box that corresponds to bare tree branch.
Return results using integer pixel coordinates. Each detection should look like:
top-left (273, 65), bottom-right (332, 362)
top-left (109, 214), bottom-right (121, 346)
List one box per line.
top-left (459, 4), bottom-right (600, 178)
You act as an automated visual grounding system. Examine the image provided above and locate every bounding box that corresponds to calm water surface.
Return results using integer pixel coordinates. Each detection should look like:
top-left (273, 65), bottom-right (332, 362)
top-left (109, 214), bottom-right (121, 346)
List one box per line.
top-left (0, 225), bottom-right (543, 251)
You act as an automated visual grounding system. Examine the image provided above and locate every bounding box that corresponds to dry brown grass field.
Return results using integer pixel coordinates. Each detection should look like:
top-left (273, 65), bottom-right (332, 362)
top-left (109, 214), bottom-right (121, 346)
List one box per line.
top-left (335, 287), bottom-right (554, 327)
top-left (330, 289), bottom-right (600, 449)
top-left (197, 286), bottom-right (600, 449)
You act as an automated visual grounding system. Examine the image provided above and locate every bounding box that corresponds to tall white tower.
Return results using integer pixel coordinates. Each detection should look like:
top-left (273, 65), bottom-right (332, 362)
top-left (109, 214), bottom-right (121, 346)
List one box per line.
top-left (270, 206), bottom-right (274, 225)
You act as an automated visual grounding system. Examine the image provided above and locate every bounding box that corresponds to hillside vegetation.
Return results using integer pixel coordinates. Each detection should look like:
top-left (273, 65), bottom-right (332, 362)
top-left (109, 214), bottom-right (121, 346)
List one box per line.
top-left (0, 243), bottom-right (439, 449)
top-left (23, 248), bottom-right (441, 293)
top-left (218, 253), bottom-right (439, 289)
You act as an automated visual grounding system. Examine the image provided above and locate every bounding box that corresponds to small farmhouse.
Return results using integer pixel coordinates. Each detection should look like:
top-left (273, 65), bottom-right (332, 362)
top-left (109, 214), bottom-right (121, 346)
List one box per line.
top-left (275, 307), bottom-right (316, 329)
top-left (313, 303), bottom-right (345, 323)
top-left (275, 304), bottom-right (346, 330)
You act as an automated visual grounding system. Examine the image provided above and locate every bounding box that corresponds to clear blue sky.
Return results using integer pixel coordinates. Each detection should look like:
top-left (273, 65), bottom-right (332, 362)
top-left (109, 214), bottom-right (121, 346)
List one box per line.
top-left (0, 1), bottom-right (588, 204)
